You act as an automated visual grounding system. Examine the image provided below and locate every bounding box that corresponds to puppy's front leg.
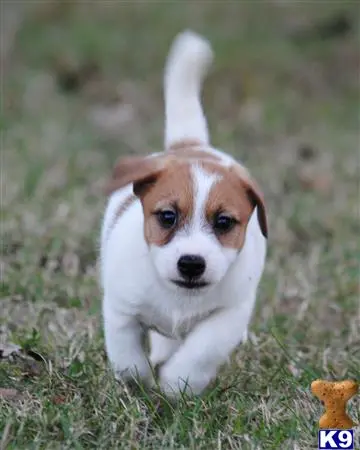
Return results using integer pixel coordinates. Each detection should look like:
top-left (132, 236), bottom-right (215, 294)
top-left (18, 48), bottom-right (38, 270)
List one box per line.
top-left (159, 306), bottom-right (252, 397)
top-left (103, 306), bottom-right (152, 384)
top-left (149, 330), bottom-right (181, 367)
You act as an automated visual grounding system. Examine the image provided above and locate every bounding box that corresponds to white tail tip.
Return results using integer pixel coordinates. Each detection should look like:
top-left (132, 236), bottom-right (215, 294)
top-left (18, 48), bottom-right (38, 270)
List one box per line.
top-left (165, 30), bottom-right (213, 84)
top-left (164, 30), bottom-right (214, 148)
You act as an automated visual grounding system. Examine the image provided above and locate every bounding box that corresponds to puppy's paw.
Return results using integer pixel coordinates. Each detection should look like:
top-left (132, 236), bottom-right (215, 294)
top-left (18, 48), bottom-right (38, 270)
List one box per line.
top-left (112, 356), bottom-right (154, 386)
top-left (149, 332), bottom-right (181, 367)
top-left (159, 360), bottom-right (215, 398)
top-left (242, 329), bottom-right (249, 343)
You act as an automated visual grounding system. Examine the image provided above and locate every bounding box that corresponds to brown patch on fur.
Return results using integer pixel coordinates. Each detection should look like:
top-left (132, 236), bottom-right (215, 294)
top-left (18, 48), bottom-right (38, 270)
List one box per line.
top-left (168, 139), bottom-right (220, 163)
top-left (168, 139), bottom-right (204, 152)
top-left (105, 155), bottom-right (166, 196)
top-left (205, 167), bottom-right (253, 249)
top-left (105, 145), bottom-right (219, 196)
top-left (105, 149), bottom-right (267, 249)
top-left (201, 160), bottom-right (268, 246)
top-left (107, 194), bottom-right (137, 238)
top-left (169, 148), bottom-right (220, 163)
top-left (231, 164), bottom-right (268, 239)
top-left (140, 160), bottom-right (194, 246)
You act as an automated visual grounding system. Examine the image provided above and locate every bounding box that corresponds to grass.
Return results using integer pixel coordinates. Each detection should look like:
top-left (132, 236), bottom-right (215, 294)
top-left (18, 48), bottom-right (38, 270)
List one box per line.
top-left (1, 1), bottom-right (359, 449)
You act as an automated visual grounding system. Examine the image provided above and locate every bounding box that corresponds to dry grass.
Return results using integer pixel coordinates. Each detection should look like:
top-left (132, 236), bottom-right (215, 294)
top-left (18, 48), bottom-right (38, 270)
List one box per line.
top-left (1, 2), bottom-right (359, 449)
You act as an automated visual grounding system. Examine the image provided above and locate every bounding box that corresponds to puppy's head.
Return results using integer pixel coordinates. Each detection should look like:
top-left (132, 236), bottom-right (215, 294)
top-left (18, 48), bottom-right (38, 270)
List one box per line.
top-left (107, 153), bottom-right (267, 293)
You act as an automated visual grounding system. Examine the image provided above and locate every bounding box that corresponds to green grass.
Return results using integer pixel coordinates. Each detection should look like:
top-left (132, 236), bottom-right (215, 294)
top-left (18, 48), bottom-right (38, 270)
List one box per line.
top-left (1, 1), bottom-right (359, 449)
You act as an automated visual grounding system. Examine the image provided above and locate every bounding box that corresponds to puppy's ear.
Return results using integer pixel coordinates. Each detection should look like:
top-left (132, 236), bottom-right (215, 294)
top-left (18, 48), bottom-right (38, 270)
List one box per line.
top-left (245, 181), bottom-right (268, 239)
top-left (105, 156), bottom-right (164, 197)
top-left (232, 165), bottom-right (268, 239)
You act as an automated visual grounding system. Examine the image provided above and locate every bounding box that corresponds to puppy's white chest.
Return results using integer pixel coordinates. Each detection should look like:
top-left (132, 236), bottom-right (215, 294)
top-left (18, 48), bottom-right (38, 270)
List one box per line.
top-left (136, 304), bottom-right (216, 340)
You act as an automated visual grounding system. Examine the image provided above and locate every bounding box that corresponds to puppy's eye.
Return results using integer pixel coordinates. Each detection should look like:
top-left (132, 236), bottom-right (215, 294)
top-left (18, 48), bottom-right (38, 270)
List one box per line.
top-left (213, 214), bottom-right (237, 234)
top-left (156, 210), bottom-right (177, 229)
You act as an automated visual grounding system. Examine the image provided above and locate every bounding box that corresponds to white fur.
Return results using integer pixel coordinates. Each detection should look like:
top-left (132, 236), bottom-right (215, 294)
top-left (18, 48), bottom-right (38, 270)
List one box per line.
top-left (191, 164), bottom-right (221, 230)
top-left (100, 30), bottom-right (267, 398)
top-left (164, 30), bottom-right (213, 148)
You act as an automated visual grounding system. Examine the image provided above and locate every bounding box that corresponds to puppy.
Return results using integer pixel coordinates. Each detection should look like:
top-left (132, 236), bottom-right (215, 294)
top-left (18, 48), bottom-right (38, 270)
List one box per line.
top-left (100, 30), bottom-right (268, 398)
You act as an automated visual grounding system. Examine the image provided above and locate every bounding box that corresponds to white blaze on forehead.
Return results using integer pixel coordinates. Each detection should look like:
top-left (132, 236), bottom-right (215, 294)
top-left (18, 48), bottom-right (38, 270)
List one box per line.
top-left (190, 164), bottom-right (221, 229)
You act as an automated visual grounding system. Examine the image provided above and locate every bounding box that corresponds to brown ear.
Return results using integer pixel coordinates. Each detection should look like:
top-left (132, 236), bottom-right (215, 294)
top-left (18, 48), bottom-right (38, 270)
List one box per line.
top-left (232, 165), bottom-right (268, 239)
top-left (105, 155), bottom-right (164, 197)
top-left (246, 181), bottom-right (268, 239)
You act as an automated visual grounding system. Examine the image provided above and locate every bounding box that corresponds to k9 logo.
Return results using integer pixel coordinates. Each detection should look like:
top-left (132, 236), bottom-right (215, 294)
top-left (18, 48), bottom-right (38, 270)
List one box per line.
top-left (318, 430), bottom-right (354, 449)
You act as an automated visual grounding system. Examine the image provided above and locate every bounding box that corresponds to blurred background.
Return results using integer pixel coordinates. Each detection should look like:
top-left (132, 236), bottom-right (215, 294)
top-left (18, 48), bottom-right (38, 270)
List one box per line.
top-left (2, 0), bottom-right (359, 350)
top-left (1, 1), bottom-right (359, 447)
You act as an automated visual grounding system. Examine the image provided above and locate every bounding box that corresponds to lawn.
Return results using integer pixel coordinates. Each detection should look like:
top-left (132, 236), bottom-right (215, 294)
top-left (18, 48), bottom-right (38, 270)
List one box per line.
top-left (1, 1), bottom-right (359, 449)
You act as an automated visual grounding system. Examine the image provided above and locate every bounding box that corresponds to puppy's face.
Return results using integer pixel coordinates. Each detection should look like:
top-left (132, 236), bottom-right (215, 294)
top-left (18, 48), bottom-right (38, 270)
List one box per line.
top-left (107, 153), bottom-right (267, 293)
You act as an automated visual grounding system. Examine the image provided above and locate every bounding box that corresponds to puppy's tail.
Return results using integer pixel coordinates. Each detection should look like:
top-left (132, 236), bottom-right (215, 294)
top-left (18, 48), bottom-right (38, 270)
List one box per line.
top-left (164, 30), bottom-right (213, 149)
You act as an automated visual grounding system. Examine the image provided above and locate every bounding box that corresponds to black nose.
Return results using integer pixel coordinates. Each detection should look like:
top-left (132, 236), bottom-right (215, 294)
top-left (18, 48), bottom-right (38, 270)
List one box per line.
top-left (177, 254), bottom-right (206, 279)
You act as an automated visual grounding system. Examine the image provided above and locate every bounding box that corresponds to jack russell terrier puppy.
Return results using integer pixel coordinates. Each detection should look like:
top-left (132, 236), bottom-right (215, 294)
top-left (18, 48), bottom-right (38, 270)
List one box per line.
top-left (100, 30), bottom-right (268, 398)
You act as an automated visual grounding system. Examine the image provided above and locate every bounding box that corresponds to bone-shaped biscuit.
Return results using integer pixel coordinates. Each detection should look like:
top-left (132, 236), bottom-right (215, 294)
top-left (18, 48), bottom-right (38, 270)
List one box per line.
top-left (311, 379), bottom-right (358, 429)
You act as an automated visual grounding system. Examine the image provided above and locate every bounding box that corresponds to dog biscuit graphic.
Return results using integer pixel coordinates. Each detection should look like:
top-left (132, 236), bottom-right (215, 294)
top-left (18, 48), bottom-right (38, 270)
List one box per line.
top-left (311, 379), bottom-right (358, 429)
